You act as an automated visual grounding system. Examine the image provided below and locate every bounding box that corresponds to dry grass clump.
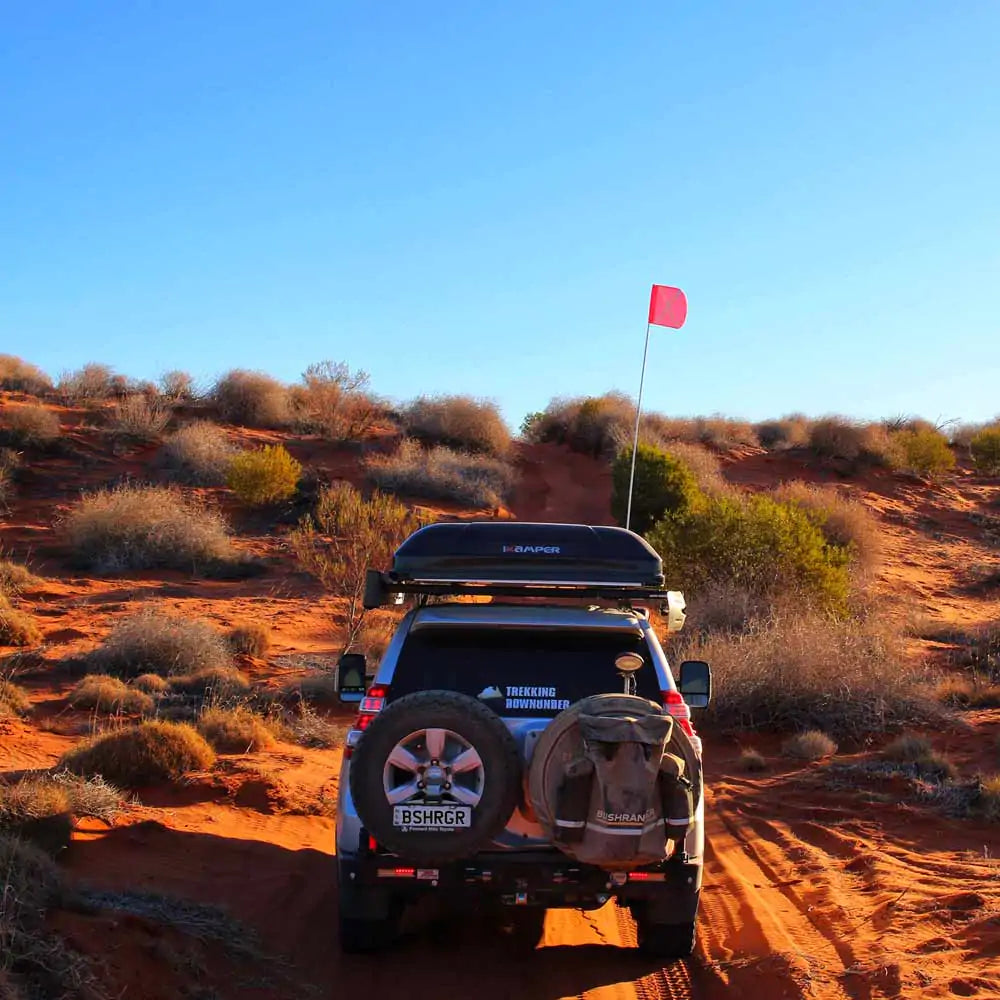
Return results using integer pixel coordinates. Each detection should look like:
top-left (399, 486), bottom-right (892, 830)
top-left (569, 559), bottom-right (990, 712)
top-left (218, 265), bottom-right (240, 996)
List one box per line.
top-left (133, 673), bottom-right (170, 694)
top-left (281, 671), bottom-right (338, 706)
top-left (85, 606), bottom-right (232, 679)
top-left (737, 748), bottom-right (768, 773)
top-left (402, 395), bottom-right (511, 457)
top-left (197, 706), bottom-right (276, 753)
top-left (0, 559), bottom-right (42, 596)
top-left (0, 597), bottom-right (42, 647)
top-left (0, 355), bottom-right (51, 395)
top-left (771, 481), bottom-right (881, 577)
top-left (0, 679), bottom-right (31, 717)
top-left (0, 834), bottom-right (65, 960)
top-left (227, 623), bottom-right (271, 656)
top-left (366, 439), bottom-right (515, 508)
top-left (294, 361), bottom-right (381, 443)
top-left (212, 369), bottom-right (291, 428)
top-left (756, 415), bottom-right (811, 451)
top-left (62, 483), bottom-right (236, 573)
top-left (936, 677), bottom-right (1000, 708)
top-left (0, 404), bottom-right (60, 448)
top-left (161, 421), bottom-right (239, 485)
top-left (680, 611), bottom-right (941, 740)
top-left (107, 394), bottom-right (172, 441)
top-left (59, 721), bottom-right (216, 786)
top-left (882, 733), bottom-right (958, 781)
top-left (168, 666), bottom-right (250, 700)
top-left (226, 444), bottom-right (302, 505)
top-left (782, 730), bottom-right (837, 761)
top-left (69, 674), bottom-right (154, 715)
top-left (693, 416), bottom-right (758, 449)
top-left (159, 370), bottom-right (196, 400)
top-left (57, 363), bottom-right (117, 403)
top-left (656, 441), bottom-right (730, 496)
top-left (0, 773), bottom-right (123, 831)
top-left (0, 450), bottom-right (16, 511)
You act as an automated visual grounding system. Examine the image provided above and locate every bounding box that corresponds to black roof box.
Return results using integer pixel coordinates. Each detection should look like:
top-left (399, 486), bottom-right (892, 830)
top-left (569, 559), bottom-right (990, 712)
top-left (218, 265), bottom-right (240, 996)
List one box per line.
top-left (388, 522), bottom-right (664, 588)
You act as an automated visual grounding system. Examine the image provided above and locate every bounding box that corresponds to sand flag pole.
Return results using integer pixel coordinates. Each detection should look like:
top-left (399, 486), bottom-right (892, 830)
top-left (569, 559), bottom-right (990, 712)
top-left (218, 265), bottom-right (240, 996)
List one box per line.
top-left (625, 284), bottom-right (688, 531)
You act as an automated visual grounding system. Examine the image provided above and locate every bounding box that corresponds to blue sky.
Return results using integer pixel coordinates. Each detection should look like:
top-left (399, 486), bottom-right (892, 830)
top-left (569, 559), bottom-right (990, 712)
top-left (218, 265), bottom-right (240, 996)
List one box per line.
top-left (3, 2), bottom-right (998, 429)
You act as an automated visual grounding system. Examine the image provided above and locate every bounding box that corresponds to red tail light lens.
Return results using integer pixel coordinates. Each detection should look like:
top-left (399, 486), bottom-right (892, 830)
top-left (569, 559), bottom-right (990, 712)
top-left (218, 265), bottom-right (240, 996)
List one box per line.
top-left (662, 689), bottom-right (695, 738)
top-left (345, 685), bottom-right (389, 757)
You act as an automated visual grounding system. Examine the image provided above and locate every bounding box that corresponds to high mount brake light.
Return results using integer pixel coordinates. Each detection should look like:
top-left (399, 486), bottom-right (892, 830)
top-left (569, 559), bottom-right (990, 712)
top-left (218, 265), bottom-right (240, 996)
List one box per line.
top-left (662, 689), bottom-right (695, 738)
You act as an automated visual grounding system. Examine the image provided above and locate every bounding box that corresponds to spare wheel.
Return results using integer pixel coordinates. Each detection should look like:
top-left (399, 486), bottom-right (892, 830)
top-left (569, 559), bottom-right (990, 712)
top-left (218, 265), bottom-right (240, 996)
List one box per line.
top-left (349, 690), bottom-right (522, 864)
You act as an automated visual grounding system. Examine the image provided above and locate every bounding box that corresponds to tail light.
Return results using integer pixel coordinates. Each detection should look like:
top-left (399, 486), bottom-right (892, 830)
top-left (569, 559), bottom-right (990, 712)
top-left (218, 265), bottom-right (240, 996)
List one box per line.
top-left (344, 684), bottom-right (389, 759)
top-left (662, 689), bottom-right (695, 738)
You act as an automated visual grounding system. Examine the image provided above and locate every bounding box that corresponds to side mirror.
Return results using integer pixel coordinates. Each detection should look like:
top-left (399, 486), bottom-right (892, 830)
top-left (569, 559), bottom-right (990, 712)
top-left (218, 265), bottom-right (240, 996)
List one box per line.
top-left (678, 659), bottom-right (711, 709)
top-left (337, 652), bottom-right (367, 703)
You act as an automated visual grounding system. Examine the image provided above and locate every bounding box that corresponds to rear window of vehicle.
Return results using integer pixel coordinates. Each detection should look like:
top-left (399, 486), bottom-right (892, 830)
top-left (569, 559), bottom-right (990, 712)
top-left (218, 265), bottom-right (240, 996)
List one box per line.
top-left (389, 626), bottom-right (662, 716)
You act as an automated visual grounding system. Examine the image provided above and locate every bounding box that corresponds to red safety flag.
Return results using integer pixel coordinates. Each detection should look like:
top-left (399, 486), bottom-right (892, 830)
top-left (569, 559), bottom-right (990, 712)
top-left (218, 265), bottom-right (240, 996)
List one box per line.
top-left (648, 284), bottom-right (687, 329)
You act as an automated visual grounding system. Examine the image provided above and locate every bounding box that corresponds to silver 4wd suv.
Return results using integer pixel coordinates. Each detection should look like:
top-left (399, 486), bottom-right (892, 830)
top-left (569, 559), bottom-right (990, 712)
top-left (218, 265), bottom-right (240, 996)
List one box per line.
top-left (334, 522), bottom-right (711, 958)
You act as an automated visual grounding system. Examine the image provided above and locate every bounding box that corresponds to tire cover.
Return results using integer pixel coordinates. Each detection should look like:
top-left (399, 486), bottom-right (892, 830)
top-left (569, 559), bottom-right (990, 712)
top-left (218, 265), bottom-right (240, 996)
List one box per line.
top-left (528, 694), bottom-right (702, 868)
top-left (349, 689), bottom-right (521, 865)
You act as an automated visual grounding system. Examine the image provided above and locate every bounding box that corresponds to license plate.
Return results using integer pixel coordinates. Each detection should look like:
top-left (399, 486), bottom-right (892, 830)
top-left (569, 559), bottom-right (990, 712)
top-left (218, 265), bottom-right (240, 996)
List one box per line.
top-left (392, 804), bottom-right (472, 831)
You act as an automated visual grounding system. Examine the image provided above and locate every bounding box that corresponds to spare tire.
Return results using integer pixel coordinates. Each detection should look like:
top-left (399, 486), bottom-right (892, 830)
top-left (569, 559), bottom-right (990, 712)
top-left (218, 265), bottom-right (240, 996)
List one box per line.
top-left (528, 694), bottom-right (702, 868)
top-left (349, 690), bottom-right (521, 864)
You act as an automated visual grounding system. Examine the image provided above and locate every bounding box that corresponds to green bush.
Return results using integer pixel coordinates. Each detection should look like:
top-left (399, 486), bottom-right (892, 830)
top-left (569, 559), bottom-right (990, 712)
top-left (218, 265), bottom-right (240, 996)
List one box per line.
top-left (226, 445), bottom-right (302, 505)
top-left (647, 491), bottom-right (851, 612)
top-left (611, 444), bottom-right (702, 535)
top-left (970, 427), bottom-right (1000, 476)
top-left (894, 427), bottom-right (955, 477)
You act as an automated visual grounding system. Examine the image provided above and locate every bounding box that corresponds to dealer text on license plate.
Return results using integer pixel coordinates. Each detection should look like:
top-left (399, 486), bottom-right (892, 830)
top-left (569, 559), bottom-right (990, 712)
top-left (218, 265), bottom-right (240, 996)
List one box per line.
top-left (393, 804), bottom-right (472, 831)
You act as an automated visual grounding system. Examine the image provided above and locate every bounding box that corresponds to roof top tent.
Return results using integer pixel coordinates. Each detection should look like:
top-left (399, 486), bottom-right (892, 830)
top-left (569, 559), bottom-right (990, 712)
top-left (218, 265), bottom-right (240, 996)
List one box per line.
top-left (364, 523), bottom-right (684, 623)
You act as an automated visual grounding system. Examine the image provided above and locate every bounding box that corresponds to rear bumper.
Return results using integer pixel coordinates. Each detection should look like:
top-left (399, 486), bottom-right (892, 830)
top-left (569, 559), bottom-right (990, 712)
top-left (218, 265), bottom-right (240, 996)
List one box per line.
top-left (339, 848), bottom-right (703, 915)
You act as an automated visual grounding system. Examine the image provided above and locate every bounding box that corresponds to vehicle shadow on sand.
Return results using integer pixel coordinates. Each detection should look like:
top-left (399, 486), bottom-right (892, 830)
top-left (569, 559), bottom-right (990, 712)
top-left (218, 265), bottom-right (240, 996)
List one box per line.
top-left (66, 820), bottom-right (718, 999)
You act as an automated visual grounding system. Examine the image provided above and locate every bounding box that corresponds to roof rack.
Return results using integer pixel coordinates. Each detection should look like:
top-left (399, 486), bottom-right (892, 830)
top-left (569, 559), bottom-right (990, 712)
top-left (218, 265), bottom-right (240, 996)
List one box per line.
top-left (363, 522), bottom-right (683, 615)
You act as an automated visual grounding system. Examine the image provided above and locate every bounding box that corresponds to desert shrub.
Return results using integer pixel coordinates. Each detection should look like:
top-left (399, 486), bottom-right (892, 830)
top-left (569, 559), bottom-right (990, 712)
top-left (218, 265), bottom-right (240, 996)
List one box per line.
top-left (883, 733), bottom-right (933, 762)
top-left (981, 775), bottom-right (1000, 822)
top-left (197, 706), bottom-right (275, 753)
top-left (0, 597), bottom-right (42, 646)
top-left (402, 395), bottom-right (511, 457)
top-left (0, 404), bottom-right (60, 448)
top-left (694, 416), bottom-right (758, 449)
top-left (107, 395), bottom-right (171, 441)
top-left (782, 730), bottom-right (837, 761)
top-left (366, 439), bottom-right (515, 508)
top-left (756, 415), bottom-right (811, 450)
top-left (525, 393), bottom-right (634, 458)
top-left (0, 679), bottom-right (31, 717)
top-left (648, 492), bottom-right (852, 613)
top-left (59, 721), bottom-right (215, 786)
top-left (0, 559), bottom-right (41, 597)
top-left (0, 774), bottom-right (122, 841)
top-left (808, 417), bottom-right (902, 468)
top-left (0, 833), bottom-right (64, 940)
top-left (0, 355), bottom-right (51, 396)
top-left (57, 363), bottom-right (116, 403)
top-left (211, 369), bottom-right (291, 428)
top-left (968, 685), bottom-right (1000, 708)
top-left (226, 444), bottom-right (302, 505)
top-left (62, 484), bottom-right (235, 572)
top-left (935, 676), bottom-right (975, 707)
top-left (970, 426), bottom-right (1000, 476)
top-left (737, 749), bottom-right (768, 773)
top-left (159, 370), bottom-right (196, 400)
top-left (771, 481), bottom-right (881, 577)
top-left (69, 675), bottom-right (153, 715)
top-left (647, 440), bottom-right (729, 497)
top-left (0, 450), bottom-right (16, 510)
top-left (227, 623), bottom-right (271, 657)
top-left (882, 734), bottom-right (957, 781)
top-left (678, 611), bottom-right (940, 739)
top-left (894, 427), bottom-right (955, 477)
top-left (291, 482), bottom-right (426, 650)
top-left (85, 607), bottom-right (232, 679)
top-left (132, 673), bottom-right (170, 694)
top-left (611, 443), bottom-right (703, 534)
top-left (294, 361), bottom-right (381, 442)
top-left (288, 704), bottom-right (348, 749)
top-left (161, 421), bottom-right (238, 485)
top-left (168, 667), bottom-right (250, 700)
